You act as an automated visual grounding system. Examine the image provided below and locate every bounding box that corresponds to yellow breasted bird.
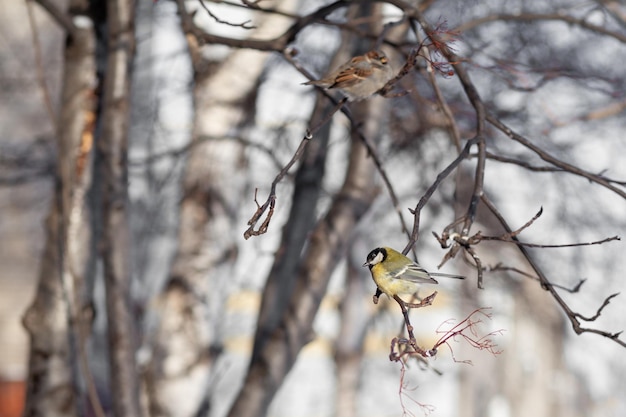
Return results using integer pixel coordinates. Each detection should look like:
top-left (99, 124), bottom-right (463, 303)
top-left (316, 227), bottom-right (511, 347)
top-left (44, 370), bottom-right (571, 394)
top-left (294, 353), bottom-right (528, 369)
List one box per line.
top-left (363, 247), bottom-right (464, 302)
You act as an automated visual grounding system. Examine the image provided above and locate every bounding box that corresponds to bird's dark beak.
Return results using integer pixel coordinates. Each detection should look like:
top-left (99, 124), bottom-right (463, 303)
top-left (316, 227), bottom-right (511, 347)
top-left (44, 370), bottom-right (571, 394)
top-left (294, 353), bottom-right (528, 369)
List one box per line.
top-left (362, 262), bottom-right (369, 267)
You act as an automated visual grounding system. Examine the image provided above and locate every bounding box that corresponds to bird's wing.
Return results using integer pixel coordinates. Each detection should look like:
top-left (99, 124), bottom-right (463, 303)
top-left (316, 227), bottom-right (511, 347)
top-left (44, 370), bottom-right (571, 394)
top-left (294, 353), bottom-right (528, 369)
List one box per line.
top-left (331, 66), bottom-right (372, 88)
top-left (393, 263), bottom-right (438, 284)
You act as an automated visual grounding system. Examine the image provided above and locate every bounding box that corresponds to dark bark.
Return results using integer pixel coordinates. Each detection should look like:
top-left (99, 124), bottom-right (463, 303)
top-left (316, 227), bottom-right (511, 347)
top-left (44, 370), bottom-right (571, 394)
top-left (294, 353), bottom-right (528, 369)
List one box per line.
top-left (227, 99), bottom-right (381, 417)
top-left (98, 0), bottom-right (140, 416)
top-left (251, 96), bottom-right (332, 360)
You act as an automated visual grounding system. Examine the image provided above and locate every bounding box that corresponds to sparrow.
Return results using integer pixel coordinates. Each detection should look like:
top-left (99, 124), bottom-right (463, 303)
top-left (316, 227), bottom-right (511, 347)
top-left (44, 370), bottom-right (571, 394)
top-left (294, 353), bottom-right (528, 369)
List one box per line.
top-left (303, 50), bottom-right (394, 101)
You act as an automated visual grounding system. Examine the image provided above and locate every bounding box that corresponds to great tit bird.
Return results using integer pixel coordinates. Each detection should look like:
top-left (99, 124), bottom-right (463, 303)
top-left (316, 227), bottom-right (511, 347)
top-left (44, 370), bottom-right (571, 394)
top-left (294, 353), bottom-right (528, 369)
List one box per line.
top-left (363, 247), bottom-right (464, 300)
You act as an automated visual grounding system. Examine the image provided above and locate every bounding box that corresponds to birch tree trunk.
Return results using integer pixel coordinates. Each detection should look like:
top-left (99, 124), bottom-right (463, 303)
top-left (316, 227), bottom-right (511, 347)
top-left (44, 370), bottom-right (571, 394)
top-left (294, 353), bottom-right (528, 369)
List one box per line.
top-left (144, 2), bottom-right (297, 416)
top-left (22, 7), bottom-right (97, 417)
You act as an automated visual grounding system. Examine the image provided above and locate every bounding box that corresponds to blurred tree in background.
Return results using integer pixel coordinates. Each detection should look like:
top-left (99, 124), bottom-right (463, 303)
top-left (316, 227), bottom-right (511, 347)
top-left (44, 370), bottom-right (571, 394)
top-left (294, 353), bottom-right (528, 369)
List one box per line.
top-left (1, 1), bottom-right (625, 417)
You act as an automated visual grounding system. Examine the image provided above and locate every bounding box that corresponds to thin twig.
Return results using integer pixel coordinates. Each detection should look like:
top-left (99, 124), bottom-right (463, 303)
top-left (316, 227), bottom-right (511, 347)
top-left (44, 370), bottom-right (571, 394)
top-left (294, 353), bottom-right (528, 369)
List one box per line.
top-left (574, 293), bottom-right (620, 322)
top-left (483, 152), bottom-right (566, 172)
top-left (432, 308), bottom-right (503, 362)
top-left (425, 53), bottom-right (462, 152)
top-left (246, 44), bottom-right (424, 240)
top-left (403, 138), bottom-right (476, 255)
top-left (487, 264), bottom-right (587, 293)
top-left (479, 234), bottom-right (621, 248)
top-left (197, 0), bottom-right (256, 28)
top-left (455, 12), bottom-right (626, 44)
top-left (218, 0), bottom-right (300, 19)
top-left (244, 158), bottom-right (289, 239)
top-left (378, 48), bottom-right (421, 97)
top-left (465, 245), bottom-right (484, 288)
top-left (480, 195), bottom-right (626, 348)
top-left (487, 113), bottom-right (626, 200)
top-left (128, 134), bottom-right (285, 172)
top-left (179, 0), bottom-right (351, 52)
top-left (243, 99), bottom-right (342, 239)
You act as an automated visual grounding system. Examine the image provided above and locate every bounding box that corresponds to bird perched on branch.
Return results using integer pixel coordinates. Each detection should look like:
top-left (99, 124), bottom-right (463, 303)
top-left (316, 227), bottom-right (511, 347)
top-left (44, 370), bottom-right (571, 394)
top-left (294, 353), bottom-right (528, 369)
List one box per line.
top-left (303, 50), bottom-right (394, 101)
top-left (363, 247), bottom-right (464, 302)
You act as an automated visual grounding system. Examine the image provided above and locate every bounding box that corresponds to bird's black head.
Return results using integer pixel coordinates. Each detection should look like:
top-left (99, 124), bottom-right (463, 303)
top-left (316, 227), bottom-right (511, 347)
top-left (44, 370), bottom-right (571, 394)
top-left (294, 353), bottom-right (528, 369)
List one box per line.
top-left (363, 247), bottom-right (387, 269)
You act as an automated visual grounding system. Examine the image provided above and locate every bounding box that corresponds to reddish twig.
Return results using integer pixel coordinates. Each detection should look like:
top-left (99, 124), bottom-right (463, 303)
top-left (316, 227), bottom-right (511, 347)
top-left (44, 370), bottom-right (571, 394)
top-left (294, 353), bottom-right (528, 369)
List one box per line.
top-left (397, 361), bottom-right (436, 417)
top-left (431, 308), bottom-right (503, 364)
top-left (389, 307), bottom-right (503, 363)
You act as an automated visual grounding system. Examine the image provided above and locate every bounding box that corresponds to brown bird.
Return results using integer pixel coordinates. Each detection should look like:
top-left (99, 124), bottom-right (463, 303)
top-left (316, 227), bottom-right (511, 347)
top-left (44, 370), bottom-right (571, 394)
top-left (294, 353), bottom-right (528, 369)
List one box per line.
top-left (303, 50), bottom-right (394, 101)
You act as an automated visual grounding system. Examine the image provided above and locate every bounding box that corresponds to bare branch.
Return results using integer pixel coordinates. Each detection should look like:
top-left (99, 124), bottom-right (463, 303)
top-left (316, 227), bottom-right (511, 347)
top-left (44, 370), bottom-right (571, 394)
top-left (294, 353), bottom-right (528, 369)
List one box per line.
top-left (388, 292), bottom-right (439, 360)
top-left (128, 134), bottom-right (285, 172)
top-left (377, 0), bottom-right (626, 348)
top-left (378, 48), bottom-right (421, 97)
top-left (243, 96), bottom-right (347, 239)
top-left (197, 0), bottom-right (256, 29)
top-left (404, 138), bottom-right (475, 255)
top-left (455, 12), bottom-right (626, 44)
top-left (574, 292), bottom-right (620, 322)
top-left (178, 0), bottom-right (351, 52)
top-left (479, 234), bottom-right (621, 249)
top-left (100, 0), bottom-right (141, 414)
top-left (465, 245), bottom-right (484, 288)
top-left (425, 50), bottom-right (463, 151)
top-left (232, 0), bottom-right (300, 19)
top-left (487, 114), bottom-right (626, 200)
top-left (486, 264), bottom-right (587, 293)
top-left (480, 195), bottom-right (626, 348)
top-left (483, 152), bottom-right (567, 172)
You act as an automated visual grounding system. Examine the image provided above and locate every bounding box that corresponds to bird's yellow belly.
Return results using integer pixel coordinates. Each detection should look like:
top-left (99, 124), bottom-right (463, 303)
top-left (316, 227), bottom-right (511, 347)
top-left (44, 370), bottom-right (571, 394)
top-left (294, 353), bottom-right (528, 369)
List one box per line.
top-left (373, 273), bottom-right (420, 297)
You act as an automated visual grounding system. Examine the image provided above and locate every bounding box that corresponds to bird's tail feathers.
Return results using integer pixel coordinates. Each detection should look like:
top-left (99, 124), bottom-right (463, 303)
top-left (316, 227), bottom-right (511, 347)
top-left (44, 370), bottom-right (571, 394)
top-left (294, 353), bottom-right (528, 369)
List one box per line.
top-left (430, 272), bottom-right (465, 280)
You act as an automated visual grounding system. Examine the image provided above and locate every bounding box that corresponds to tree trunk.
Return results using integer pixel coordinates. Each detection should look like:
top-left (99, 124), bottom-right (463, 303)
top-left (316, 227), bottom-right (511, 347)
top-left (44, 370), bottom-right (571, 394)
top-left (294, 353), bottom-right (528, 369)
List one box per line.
top-left (22, 13), bottom-right (97, 417)
top-left (98, 0), bottom-right (140, 416)
top-left (251, 82), bottom-right (332, 362)
top-left (227, 94), bottom-right (383, 417)
top-left (143, 2), bottom-right (297, 417)
top-left (251, 23), bottom-right (360, 361)
top-left (333, 257), bottom-right (371, 417)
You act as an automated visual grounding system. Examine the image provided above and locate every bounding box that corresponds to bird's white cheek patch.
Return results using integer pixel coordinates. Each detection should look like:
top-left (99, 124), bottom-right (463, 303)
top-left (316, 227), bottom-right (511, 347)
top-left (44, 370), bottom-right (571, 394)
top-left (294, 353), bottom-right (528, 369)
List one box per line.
top-left (372, 251), bottom-right (384, 265)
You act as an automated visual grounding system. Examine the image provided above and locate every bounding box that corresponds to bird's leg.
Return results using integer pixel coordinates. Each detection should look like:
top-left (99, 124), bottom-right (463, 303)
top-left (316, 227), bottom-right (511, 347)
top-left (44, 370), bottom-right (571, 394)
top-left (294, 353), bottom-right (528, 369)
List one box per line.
top-left (372, 287), bottom-right (383, 304)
